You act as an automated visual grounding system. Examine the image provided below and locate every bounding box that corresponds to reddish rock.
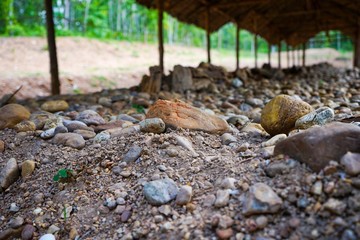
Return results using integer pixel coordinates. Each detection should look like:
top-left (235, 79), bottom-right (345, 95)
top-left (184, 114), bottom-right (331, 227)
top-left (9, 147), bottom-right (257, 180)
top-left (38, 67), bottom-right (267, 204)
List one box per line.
top-left (274, 122), bottom-right (360, 172)
top-left (146, 99), bottom-right (230, 134)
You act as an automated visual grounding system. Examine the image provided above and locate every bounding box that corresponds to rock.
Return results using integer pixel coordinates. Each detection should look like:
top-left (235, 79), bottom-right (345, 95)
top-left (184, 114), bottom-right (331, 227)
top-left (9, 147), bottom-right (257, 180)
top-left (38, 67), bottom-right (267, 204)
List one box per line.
top-left (69, 227), bottom-right (78, 240)
top-left (73, 129), bottom-right (96, 139)
top-left (52, 133), bottom-right (85, 149)
top-left (40, 128), bottom-right (56, 139)
top-left (0, 227), bottom-right (23, 240)
top-left (214, 189), bottom-right (230, 208)
top-left (0, 104), bottom-right (31, 130)
top-left (10, 203), bottom-right (20, 212)
top-left (54, 125), bottom-right (68, 135)
top-left (243, 183), bottom-right (283, 216)
top-left (21, 160), bottom-right (36, 178)
top-left (274, 122), bottom-right (360, 172)
top-left (21, 224), bottom-right (36, 240)
top-left (0, 158), bottom-right (19, 192)
top-left (123, 145), bottom-right (142, 163)
top-left (39, 234), bottom-right (56, 240)
top-left (143, 178), bottom-right (178, 205)
top-left (0, 140), bottom-right (4, 152)
top-left (216, 228), bottom-right (233, 239)
top-left (8, 216), bottom-right (24, 229)
top-left (14, 120), bottom-right (36, 132)
top-left (121, 210), bottom-right (132, 222)
top-left (93, 120), bottom-right (132, 133)
top-left (227, 115), bottom-right (250, 129)
top-left (175, 135), bottom-right (198, 157)
top-left (341, 229), bottom-right (357, 240)
top-left (146, 99), bottom-right (230, 134)
top-left (104, 198), bottom-right (117, 210)
top-left (265, 162), bottom-right (291, 177)
top-left (232, 78), bottom-right (243, 88)
top-left (220, 178), bottom-right (237, 190)
top-left (41, 100), bottom-right (69, 112)
top-left (94, 131), bottom-right (111, 142)
top-left (261, 95), bottom-right (313, 135)
top-left (29, 111), bottom-right (54, 130)
top-left (140, 118), bottom-right (166, 134)
top-left (176, 185), bottom-right (193, 205)
top-left (63, 120), bottom-right (90, 132)
top-left (295, 107), bottom-right (334, 129)
top-left (172, 65), bottom-right (193, 92)
top-left (117, 114), bottom-right (140, 123)
top-left (340, 152), bottom-right (360, 176)
top-left (310, 181), bottom-right (323, 195)
top-left (261, 134), bottom-right (287, 147)
top-left (323, 198), bottom-right (347, 215)
top-left (241, 123), bottom-right (266, 135)
top-left (221, 133), bottom-right (237, 145)
top-left (255, 216), bottom-right (268, 229)
top-left (47, 225), bottom-right (60, 234)
top-left (107, 125), bottom-right (141, 138)
top-left (75, 110), bottom-right (105, 126)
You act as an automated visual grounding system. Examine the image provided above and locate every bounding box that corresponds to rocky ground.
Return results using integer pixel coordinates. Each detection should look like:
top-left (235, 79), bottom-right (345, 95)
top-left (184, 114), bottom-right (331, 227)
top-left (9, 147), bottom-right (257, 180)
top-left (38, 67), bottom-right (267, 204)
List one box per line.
top-left (0, 62), bottom-right (360, 240)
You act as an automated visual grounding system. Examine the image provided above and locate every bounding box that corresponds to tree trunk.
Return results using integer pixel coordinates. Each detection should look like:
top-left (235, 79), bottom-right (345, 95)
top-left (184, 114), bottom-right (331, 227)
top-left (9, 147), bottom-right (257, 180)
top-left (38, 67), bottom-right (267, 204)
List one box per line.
top-left (64, 0), bottom-right (70, 30)
top-left (157, 0), bottom-right (164, 73)
top-left (44, 0), bottom-right (60, 95)
top-left (84, 0), bottom-right (92, 33)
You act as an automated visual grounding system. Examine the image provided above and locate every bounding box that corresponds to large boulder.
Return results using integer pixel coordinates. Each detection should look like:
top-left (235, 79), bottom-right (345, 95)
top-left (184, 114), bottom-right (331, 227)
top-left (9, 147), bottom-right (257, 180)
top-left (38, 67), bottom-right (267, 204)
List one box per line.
top-left (146, 99), bottom-right (230, 134)
top-left (274, 122), bottom-right (360, 172)
top-left (261, 95), bottom-right (313, 135)
top-left (0, 104), bottom-right (31, 130)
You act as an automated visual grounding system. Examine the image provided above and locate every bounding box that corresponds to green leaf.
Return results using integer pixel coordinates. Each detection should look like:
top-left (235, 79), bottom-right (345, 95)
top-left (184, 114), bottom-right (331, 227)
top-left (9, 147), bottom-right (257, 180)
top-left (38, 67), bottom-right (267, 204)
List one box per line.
top-left (58, 169), bottom-right (68, 178)
top-left (53, 174), bottom-right (59, 182)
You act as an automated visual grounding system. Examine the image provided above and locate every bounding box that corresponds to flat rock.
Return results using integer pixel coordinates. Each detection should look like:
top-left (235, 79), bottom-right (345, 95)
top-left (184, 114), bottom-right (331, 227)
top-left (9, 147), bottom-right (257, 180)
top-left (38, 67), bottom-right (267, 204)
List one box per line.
top-left (41, 100), bottom-right (69, 112)
top-left (63, 120), bottom-right (91, 132)
top-left (123, 145), bottom-right (142, 163)
top-left (92, 120), bottom-right (132, 133)
top-left (140, 118), bottom-right (166, 134)
top-left (261, 134), bottom-right (287, 147)
top-left (14, 120), bottom-right (36, 132)
top-left (243, 183), bottom-right (283, 216)
top-left (143, 178), bottom-right (178, 205)
top-left (21, 160), bottom-right (36, 178)
top-left (146, 99), bottom-right (230, 134)
top-left (75, 110), bottom-right (105, 126)
top-left (73, 129), bottom-right (96, 139)
top-left (0, 158), bottom-right (19, 192)
top-left (295, 107), bottom-right (334, 129)
top-left (274, 122), bottom-right (360, 172)
top-left (340, 152), bottom-right (360, 176)
top-left (261, 95), bottom-right (313, 135)
top-left (52, 133), bottom-right (85, 149)
top-left (0, 104), bottom-right (31, 130)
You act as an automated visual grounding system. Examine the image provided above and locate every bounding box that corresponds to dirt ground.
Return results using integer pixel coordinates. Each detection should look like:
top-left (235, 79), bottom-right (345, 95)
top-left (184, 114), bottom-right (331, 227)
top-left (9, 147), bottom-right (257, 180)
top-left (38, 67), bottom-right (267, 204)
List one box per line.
top-left (0, 37), bottom-right (353, 99)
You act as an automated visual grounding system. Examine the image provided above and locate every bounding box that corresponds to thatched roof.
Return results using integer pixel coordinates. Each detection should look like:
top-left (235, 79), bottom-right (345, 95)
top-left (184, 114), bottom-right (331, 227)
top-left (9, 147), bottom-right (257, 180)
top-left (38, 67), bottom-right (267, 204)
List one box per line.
top-left (136, 0), bottom-right (360, 46)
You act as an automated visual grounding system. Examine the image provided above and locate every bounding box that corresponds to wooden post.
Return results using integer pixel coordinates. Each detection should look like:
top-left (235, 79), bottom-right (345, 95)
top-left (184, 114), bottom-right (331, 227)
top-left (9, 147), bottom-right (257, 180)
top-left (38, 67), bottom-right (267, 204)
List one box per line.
top-left (235, 24), bottom-right (240, 70)
top-left (297, 45), bottom-right (301, 67)
top-left (278, 42), bottom-right (281, 69)
top-left (44, 0), bottom-right (60, 95)
top-left (286, 44), bottom-right (290, 68)
top-left (206, 7), bottom-right (211, 63)
top-left (268, 42), bottom-right (271, 66)
top-left (354, 23), bottom-right (360, 68)
top-left (254, 34), bottom-right (258, 68)
top-left (292, 45), bottom-right (295, 67)
top-left (157, 0), bottom-right (164, 73)
top-left (302, 42), bottom-right (306, 67)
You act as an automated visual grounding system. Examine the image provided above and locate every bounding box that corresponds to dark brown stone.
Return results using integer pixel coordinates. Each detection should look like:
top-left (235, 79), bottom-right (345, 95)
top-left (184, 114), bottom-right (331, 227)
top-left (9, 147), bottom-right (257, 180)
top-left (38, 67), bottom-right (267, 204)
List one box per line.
top-left (274, 122), bottom-right (360, 172)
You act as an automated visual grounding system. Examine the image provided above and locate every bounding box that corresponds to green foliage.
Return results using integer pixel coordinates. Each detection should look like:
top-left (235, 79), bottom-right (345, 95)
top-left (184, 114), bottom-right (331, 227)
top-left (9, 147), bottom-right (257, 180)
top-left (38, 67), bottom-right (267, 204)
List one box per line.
top-left (132, 104), bottom-right (145, 114)
top-left (53, 168), bottom-right (74, 183)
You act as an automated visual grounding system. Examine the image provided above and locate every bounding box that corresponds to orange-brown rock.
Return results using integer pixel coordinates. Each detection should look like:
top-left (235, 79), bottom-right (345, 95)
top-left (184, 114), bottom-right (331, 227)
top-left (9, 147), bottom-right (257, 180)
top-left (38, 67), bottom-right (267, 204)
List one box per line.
top-left (0, 104), bottom-right (31, 130)
top-left (146, 99), bottom-right (230, 134)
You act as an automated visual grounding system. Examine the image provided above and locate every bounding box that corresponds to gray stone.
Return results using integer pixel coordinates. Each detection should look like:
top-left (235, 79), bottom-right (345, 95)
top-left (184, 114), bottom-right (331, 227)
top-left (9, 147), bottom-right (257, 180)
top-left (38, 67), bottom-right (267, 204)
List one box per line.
top-left (123, 145), bottom-right (142, 163)
top-left (140, 118), bottom-right (166, 134)
top-left (341, 152), bottom-right (360, 176)
top-left (40, 128), bottom-right (56, 139)
top-left (175, 135), bottom-right (199, 157)
top-left (261, 134), bottom-right (287, 147)
top-left (54, 125), bottom-right (68, 135)
top-left (22, 224), bottom-right (36, 240)
top-left (227, 115), bottom-right (250, 129)
top-left (117, 114), bottom-right (140, 123)
top-left (175, 185), bottom-right (193, 205)
top-left (39, 234), bottom-right (56, 240)
top-left (94, 131), bottom-right (111, 142)
top-left (75, 110), bottom-right (105, 126)
top-left (214, 189), bottom-right (230, 208)
top-left (73, 129), bottom-right (96, 139)
top-left (9, 203), bottom-right (20, 212)
top-left (221, 133), bottom-right (237, 145)
top-left (323, 198), bottom-right (346, 215)
top-left (220, 177), bottom-right (237, 189)
top-left (243, 183), bottom-right (283, 216)
top-left (47, 225), bottom-right (60, 234)
top-left (265, 162), bottom-right (291, 177)
top-left (52, 133), bottom-right (85, 149)
top-left (63, 120), bottom-right (91, 132)
top-left (232, 78), bottom-right (243, 88)
top-left (8, 216), bottom-right (24, 229)
top-left (0, 158), bottom-right (19, 192)
top-left (295, 107), bottom-right (334, 129)
top-left (143, 178), bottom-right (178, 205)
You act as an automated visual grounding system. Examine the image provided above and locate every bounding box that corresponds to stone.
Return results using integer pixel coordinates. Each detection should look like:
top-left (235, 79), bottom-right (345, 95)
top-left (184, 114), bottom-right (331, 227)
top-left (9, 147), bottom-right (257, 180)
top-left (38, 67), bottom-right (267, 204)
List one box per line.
top-left (39, 234), bottom-right (56, 240)
top-left (93, 120), bottom-right (132, 133)
top-left (265, 162), bottom-right (291, 177)
top-left (261, 95), bottom-right (313, 135)
top-left (123, 145), bottom-right (142, 163)
top-left (21, 224), bottom-right (36, 240)
top-left (175, 135), bottom-right (198, 157)
top-left (0, 158), bottom-right (19, 192)
top-left (10, 203), bottom-right (20, 212)
top-left (323, 198), bottom-right (346, 215)
top-left (47, 225), bottom-right (60, 234)
top-left (140, 118), bottom-right (166, 134)
top-left (261, 134), bottom-right (287, 147)
top-left (121, 210), bottom-right (132, 222)
top-left (146, 99), bottom-right (230, 134)
top-left (63, 120), bottom-right (90, 132)
top-left (255, 216), bottom-right (268, 229)
top-left (214, 189), bottom-right (230, 208)
top-left (41, 100), bottom-right (69, 112)
top-left (14, 120), bottom-right (36, 132)
top-left (40, 128), bottom-right (56, 139)
top-left (143, 178), bottom-right (178, 205)
top-left (216, 228), bottom-right (233, 239)
top-left (54, 125), bottom-right (68, 135)
top-left (117, 114), bottom-right (140, 123)
top-left (241, 123), bottom-right (266, 135)
top-left (94, 131), bottom-right (111, 142)
top-left (227, 115), bottom-right (250, 129)
top-left (310, 181), bottom-right (323, 195)
top-left (220, 178), bottom-right (237, 189)
top-left (221, 133), bottom-right (237, 145)
top-left (0, 140), bottom-right (4, 152)
top-left (52, 133), bottom-right (85, 149)
top-left (0, 104), bottom-right (31, 130)
top-left (75, 110), bottom-right (105, 126)
top-left (340, 152), bottom-right (360, 176)
top-left (21, 160), bottom-right (36, 178)
top-left (295, 107), bottom-right (334, 129)
top-left (73, 129), bottom-right (96, 139)
top-left (243, 183), bottom-right (283, 216)
top-left (8, 216), bottom-right (24, 229)
top-left (108, 125), bottom-right (141, 138)
top-left (176, 185), bottom-right (193, 205)
top-left (274, 123), bottom-right (360, 172)
top-left (172, 65), bottom-right (193, 92)
top-left (232, 78), bottom-right (243, 88)
top-left (29, 111), bottom-right (54, 130)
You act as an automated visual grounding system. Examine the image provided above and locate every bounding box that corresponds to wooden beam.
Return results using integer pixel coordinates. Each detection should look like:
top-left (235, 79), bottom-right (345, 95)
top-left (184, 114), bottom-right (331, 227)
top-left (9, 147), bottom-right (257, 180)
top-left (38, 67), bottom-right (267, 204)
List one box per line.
top-left (302, 42), bottom-right (306, 67)
top-left (236, 24), bottom-right (240, 70)
top-left (254, 34), bottom-right (258, 68)
top-left (278, 42), bottom-right (281, 69)
top-left (44, 0), bottom-right (60, 95)
top-left (206, 6), bottom-right (211, 63)
top-left (157, 0), bottom-right (164, 73)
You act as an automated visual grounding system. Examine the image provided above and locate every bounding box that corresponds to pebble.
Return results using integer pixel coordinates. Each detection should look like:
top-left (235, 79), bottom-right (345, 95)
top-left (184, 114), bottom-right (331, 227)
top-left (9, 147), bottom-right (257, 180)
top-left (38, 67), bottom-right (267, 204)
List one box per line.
top-left (140, 118), bottom-right (166, 133)
top-left (63, 120), bottom-right (89, 132)
top-left (143, 178), bottom-right (178, 205)
top-left (221, 133), bottom-right (237, 145)
top-left (214, 189), bottom-right (230, 207)
top-left (41, 100), bottom-right (69, 112)
top-left (21, 160), bottom-right (36, 178)
top-left (158, 205), bottom-right (172, 216)
top-left (52, 133), bottom-right (85, 149)
top-left (227, 115), bottom-right (250, 129)
top-left (243, 183), bottom-right (283, 216)
top-left (8, 216), bottom-right (24, 229)
top-left (0, 103), bottom-right (31, 130)
top-left (21, 224), bottom-right (36, 240)
top-left (0, 158), bottom-right (19, 192)
top-left (261, 134), bottom-right (287, 147)
top-left (104, 198), bottom-right (117, 210)
top-left (54, 125), bottom-right (68, 134)
top-left (39, 233), bottom-right (56, 240)
top-left (73, 129), bottom-right (96, 139)
top-left (154, 215), bottom-right (164, 223)
top-left (117, 114), bottom-right (140, 123)
top-left (220, 177), bottom-right (237, 189)
top-left (75, 109), bottom-right (105, 125)
top-left (310, 180), bottom-right (323, 195)
top-left (255, 216), bottom-right (268, 229)
top-left (40, 127), bottom-right (56, 139)
top-left (216, 228), bottom-right (233, 239)
top-left (121, 209), bottom-right (132, 222)
top-left (265, 162), bottom-right (291, 177)
top-left (9, 203), bottom-right (20, 212)
top-left (340, 152), bottom-right (360, 176)
top-left (123, 145), bottom-right (142, 163)
top-left (232, 78), bottom-right (243, 88)
top-left (175, 135), bottom-right (198, 157)
top-left (116, 197), bottom-right (126, 205)
top-left (175, 185), bottom-right (193, 205)
top-left (94, 131), bottom-right (111, 142)
top-left (323, 198), bottom-right (347, 215)
top-left (203, 194), bottom-right (216, 207)
top-left (341, 229), bottom-right (357, 240)
top-left (14, 120), bottom-right (36, 132)
top-left (120, 170), bottom-right (131, 178)
top-left (47, 225), bottom-right (60, 234)
top-left (295, 107), bottom-right (334, 129)
top-left (69, 227), bottom-right (78, 240)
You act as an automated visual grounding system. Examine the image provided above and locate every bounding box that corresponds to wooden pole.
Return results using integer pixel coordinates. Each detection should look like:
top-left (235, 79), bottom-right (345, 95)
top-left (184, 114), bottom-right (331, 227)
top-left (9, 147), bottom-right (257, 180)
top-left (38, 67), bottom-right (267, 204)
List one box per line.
top-left (157, 0), bottom-right (164, 73)
top-left (302, 42), bottom-right (306, 67)
top-left (44, 0), bottom-right (60, 95)
top-left (297, 45), bottom-right (301, 67)
top-left (206, 7), bottom-right (211, 63)
top-left (236, 24), bottom-right (240, 70)
top-left (287, 44), bottom-right (290, 68)
top-left (292, 45), bottom-right (295, 67)
top-left (268, 42), bottom-right (271, 66)
top-left (278, 42), bottom-right (281, 69)
top-left (354, 23), bottom-right (360, 68)
top-left (254, 34), bottom-right (258, 68)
